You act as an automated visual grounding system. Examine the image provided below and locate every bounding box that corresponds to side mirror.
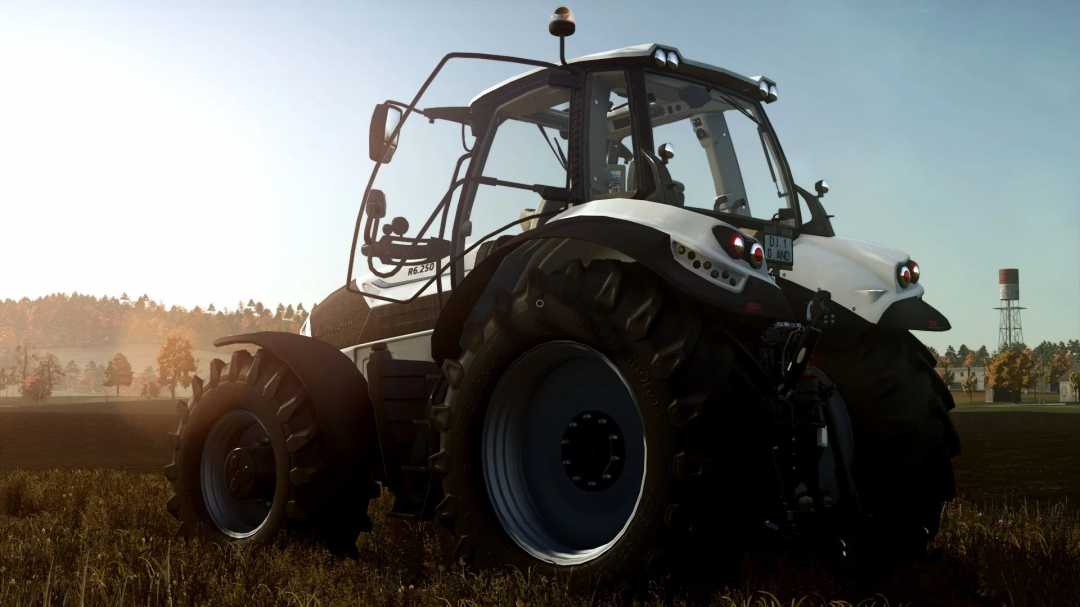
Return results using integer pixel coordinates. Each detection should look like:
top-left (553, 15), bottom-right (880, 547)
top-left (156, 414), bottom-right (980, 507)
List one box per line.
top-left (658, 142), bottom-right (675, 164)
top-left (369, 104), bottom-right (403, 164)
top-left (366, 189), bottom-right (386, 219)
top-left (814, 179), bottom-right (829, 197)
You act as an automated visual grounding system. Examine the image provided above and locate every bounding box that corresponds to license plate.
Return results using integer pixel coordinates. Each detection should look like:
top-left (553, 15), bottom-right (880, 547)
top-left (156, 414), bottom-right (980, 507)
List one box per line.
top-left (762, 234), bottom-right (793, 269)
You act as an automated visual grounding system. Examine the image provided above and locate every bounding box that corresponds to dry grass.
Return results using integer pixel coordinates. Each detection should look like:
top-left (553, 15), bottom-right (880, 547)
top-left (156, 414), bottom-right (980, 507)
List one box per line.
top-left (0, 470), bottom-right (1078, 606)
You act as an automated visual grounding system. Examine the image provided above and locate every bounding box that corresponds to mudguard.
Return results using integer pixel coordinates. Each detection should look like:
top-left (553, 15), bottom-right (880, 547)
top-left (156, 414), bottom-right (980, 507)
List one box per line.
top-left (431, 213), bottom-right (794, 364)
top-left (214, 331), bottom-right (379, 466)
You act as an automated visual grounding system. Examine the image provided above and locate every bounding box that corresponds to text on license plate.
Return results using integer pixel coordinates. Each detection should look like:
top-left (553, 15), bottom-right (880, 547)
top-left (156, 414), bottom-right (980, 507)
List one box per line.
top-left (763, 234), bottom-right (793, 266)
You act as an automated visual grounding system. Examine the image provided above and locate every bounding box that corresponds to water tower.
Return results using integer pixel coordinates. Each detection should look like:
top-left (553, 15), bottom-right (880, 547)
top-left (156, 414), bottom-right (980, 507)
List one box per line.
top-left (994, 269), bottom-right (1025, 352)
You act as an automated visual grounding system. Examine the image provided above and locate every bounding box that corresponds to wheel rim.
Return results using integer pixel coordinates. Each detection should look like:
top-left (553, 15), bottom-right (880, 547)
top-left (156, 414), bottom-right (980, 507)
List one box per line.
top-left (483, 341), bottom-right (646, 565)
top-left (200, 410), bottom-right (276, 538)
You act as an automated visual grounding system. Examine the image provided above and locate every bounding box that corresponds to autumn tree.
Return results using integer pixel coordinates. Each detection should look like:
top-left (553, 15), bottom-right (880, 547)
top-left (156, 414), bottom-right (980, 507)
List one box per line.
top-left (102, 352), bottom-right (134, 398)
top-left (20, 354), bottom-right (64, 402)
top-left (63, 360), bottom-right (80, 390)
top-left (938, 363), bottom-right (956, 388)
top-left (1070, 371), bottom-right (1080, 402)
top-left (296, 303), bottom-right (307, 322)
top-left (157, 333), bottom-right (196, 399)
top-left (79, 361), bottom-right (103, 395)
top-left (944, 345), bottom-right (959, 367)
top-left (275, 303), bottom-right (285, 320)
top-left (0, 368), bottom-right (7, 398)
top-left (10, 343), bottom-right (39, 387)
top-left (963, 351), bottom-right (977, 369)
top-left (138, 365), bottom-right (161, 400)
top-left (975, 345), bottom-right (990, 362)
top-left (986, 349), bottom-right (1035, 403)
top-left (961, 374), bottom-right (979, 403)
top-left (207, 303), bottom-right (216, 313)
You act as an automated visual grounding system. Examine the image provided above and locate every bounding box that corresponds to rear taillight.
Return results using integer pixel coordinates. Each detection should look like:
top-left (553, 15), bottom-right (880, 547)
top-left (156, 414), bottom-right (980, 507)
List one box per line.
top-left (727, 233), bottom-right (745, 259)
top-left (749, 242), bottom-right (764, 269)
top-left (909, 260), bottom-right (920, 283)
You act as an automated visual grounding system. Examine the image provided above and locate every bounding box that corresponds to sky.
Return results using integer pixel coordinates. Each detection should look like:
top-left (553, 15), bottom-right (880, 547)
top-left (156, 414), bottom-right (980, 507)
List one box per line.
top-left (1, 0), bottom-right (1078, 353)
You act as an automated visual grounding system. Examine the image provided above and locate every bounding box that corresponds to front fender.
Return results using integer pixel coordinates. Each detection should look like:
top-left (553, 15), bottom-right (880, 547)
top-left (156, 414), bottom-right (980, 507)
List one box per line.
top-left (783, 234), bottom-right (950, 332)
top-left (214, 331), bottom-right (379, 466)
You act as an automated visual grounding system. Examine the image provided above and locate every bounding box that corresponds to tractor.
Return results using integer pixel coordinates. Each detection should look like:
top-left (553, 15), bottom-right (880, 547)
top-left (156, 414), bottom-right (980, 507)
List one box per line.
top-left (165, 7), bottom-right (959, 590)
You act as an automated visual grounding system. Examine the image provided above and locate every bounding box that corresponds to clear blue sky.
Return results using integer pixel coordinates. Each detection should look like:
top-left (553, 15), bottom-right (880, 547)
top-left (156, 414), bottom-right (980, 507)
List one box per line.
top-left (1, 0), bottom-right (1077, 353)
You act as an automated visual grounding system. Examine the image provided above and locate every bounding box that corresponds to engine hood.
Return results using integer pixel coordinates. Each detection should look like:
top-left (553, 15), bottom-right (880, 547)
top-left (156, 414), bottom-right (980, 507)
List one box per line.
top-left (783, 234), bottom-right (924, 325)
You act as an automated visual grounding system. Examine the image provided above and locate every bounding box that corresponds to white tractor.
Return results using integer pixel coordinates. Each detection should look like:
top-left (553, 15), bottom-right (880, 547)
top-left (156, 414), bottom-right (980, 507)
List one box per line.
top-left (165, 8), bottom-right (959, 590)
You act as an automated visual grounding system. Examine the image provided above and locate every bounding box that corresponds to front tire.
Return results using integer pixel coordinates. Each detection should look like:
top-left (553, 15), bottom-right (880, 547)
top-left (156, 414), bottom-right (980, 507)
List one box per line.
top-left (817, 326), bottom-right (959, 541)
top-left (430, 260), bottom-right (757, 590)
top-left (164, 349), bottom-right (377, 556)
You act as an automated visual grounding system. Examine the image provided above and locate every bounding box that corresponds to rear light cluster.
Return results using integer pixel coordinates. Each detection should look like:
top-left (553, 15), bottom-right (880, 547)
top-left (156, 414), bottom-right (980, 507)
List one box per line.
top-left (672, 241), bottom-right (740, 287)
top-left (714, 226), bottom-right (765, 270)
top-left (897, 260), bottom-right (921, 288)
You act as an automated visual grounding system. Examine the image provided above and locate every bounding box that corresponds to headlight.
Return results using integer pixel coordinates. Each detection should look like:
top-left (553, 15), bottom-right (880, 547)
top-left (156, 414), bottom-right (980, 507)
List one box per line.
top-left (897, 264), bottom-right (912, 288)
top-left (758, 80), bottom-right (770, 100)
top-left (909, 261), bottom-right (920, 283)
top-left (767, 84), bottom-right (778, 103)
top-left (653, 48), bottom-right (668, 68)
top-left (666, 51), bottom-right (680, 69)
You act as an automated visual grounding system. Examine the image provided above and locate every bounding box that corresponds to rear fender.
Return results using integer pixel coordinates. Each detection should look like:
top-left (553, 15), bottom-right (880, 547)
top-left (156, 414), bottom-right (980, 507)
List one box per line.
top-left (214, 332), bottom-right (380, 468)
top-left (431, 212), bottom-right (794, 364)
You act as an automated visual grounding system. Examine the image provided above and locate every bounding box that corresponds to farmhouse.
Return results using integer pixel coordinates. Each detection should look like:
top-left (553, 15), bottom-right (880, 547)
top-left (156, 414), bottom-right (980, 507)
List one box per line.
top-left (1058, 363), bottom-right (1080, 403)
top-left (943, 366), bottom-right (986, 390)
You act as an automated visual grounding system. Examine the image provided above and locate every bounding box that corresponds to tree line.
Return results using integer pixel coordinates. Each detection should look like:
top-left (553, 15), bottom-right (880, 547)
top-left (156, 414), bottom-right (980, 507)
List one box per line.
top-left (0, 334), bottom-right (202, 402)
top-left (928, 340), bottom-right (1080, 403)
top-left (0, 292), bottom-right (308, 349)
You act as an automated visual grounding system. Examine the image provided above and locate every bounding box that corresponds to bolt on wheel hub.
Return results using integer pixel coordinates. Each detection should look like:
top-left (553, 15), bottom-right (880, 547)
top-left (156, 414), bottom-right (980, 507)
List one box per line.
top-left (224, 445), bottom-right (274, 500)
top-left (561, 410), bottom-right (625, 491)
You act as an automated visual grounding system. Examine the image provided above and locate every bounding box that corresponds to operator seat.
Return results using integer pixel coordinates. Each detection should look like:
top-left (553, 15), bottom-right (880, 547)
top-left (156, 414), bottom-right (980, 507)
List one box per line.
top-left (519, 198), bottom-right (565, 231)
top-left (627, 151), bottom-right (684, 207)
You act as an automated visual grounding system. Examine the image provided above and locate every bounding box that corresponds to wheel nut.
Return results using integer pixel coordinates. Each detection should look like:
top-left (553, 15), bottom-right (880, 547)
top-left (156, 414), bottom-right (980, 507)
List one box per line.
top-left (568, 422), bottom-right (578, 428)
top-left (602, 473), bottom-right (611, 480)
top-left (562, 459), bottom-right (571, 466)
top-left (572, 476), bottom-right (582, 482)
top-left (608, 434), bottom-right (618, 440)
top-left (597, 418), bottom-right (607, 425)
top-left (582, 413), bottom-right (592, 420)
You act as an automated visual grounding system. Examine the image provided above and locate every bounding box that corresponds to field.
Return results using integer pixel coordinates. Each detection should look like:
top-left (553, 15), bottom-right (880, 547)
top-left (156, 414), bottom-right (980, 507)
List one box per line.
top-left (1, 404), bottom-right (1078, 605)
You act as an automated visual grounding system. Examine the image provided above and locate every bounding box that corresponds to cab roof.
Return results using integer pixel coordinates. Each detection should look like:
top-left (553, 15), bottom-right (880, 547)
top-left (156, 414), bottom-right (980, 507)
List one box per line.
top-left (470, 43), bottom-right (773, 107)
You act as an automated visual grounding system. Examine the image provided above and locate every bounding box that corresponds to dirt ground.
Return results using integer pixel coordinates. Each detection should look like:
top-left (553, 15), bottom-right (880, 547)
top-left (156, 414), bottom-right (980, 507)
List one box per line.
top-left (2, 402), bottom-right (1078, 508)
top-left (950, 408), bottom-right (1080, 506)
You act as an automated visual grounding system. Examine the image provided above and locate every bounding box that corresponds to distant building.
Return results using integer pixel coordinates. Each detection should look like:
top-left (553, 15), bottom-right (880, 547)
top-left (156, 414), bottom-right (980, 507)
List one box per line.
top-left (1057, 363), bottom-right (1080, 403)
top-left (942, 366), bottom-right (987, 391)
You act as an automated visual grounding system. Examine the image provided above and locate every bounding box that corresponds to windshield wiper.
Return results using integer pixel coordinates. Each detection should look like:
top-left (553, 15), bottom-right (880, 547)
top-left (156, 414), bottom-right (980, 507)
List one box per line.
top-left (538, 125), bottom-right (568, 170)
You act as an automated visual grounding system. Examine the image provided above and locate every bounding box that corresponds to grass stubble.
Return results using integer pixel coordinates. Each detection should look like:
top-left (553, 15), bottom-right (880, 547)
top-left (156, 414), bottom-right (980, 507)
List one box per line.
top-left (0, 470), bottom-right (1077, 606)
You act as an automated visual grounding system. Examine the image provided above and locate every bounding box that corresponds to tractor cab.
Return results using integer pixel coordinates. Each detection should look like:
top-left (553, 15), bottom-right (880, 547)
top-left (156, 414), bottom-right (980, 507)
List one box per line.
top-left (349, 29), bottom-right (833, 306)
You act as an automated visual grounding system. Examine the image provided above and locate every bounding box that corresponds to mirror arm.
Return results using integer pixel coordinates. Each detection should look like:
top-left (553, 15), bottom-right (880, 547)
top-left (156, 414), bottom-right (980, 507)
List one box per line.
top-left (348, 52), bottom-right (564, 294)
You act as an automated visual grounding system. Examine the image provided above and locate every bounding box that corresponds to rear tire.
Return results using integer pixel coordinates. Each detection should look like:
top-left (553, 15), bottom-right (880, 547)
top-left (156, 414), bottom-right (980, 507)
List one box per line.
top-left (429, 260), bottom-right (762, 590)
top-left (164, 349), bottom-right (377, 557)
